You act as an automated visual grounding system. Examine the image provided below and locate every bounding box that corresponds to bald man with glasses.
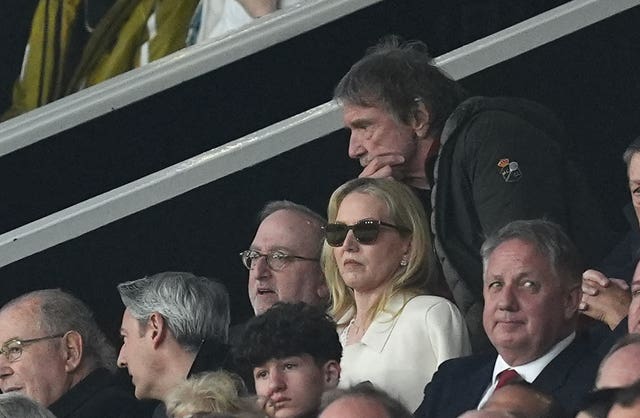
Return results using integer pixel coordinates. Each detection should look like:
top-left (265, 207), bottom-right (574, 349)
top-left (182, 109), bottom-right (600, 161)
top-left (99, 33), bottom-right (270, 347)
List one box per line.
top-left (240, 200), bottom-right (329, 318)
top-left (0, 289), bottom-right (142, 418)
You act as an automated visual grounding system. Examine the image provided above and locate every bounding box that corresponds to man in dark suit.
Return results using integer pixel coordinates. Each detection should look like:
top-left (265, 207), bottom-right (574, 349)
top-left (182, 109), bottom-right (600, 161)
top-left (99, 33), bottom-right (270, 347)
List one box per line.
top-left (415, 219), bottom-right (606, 418)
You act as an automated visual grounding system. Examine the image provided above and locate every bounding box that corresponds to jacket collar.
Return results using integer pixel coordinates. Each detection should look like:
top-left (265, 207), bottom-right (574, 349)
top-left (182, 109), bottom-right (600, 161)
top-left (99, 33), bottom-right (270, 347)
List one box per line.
top-left (358, 294), bottom-right (411, 353)
top-left (188, 338), bottom-right (231, 377)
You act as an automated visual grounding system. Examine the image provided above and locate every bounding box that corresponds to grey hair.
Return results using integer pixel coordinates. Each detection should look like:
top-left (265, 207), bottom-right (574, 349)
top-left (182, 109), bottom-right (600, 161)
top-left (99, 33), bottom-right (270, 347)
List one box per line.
top-left (623, 136), bottom-right (640, 168)
top-left (258, 200), bottom-right (326, 257)
top-left (320, 384), bottom-right (413, 418)
top-left (0, 392), bottom-right (57, 418)
top-left (117, 272), bottom-right (230, 352)
top-left (334, 35), bottom-right (467, 138)
top-left (2, 289), bottom-right (116, 372)
top-left (480, 219), bottom-right (582, 288)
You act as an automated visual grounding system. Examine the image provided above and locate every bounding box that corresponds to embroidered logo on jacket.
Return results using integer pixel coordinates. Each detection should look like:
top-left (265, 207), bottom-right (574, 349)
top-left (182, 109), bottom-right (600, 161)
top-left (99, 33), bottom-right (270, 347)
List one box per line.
top-left (497, 158), bottom-right (522, 183)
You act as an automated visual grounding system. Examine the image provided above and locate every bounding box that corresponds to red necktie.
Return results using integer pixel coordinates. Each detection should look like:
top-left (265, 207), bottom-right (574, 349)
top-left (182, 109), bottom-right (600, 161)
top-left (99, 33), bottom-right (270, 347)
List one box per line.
top-left (495, 369), bottom-right (521, 390)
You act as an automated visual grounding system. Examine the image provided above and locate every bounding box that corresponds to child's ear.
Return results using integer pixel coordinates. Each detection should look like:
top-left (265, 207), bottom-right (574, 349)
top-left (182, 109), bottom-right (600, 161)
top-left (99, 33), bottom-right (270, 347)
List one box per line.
top-left (322, 360), bottom-right (341, 389)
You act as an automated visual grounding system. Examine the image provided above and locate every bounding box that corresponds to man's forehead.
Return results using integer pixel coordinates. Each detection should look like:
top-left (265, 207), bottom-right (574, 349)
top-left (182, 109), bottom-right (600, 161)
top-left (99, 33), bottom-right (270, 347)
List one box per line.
top-left (253, 210), bottom-right (319, 247)
top-left (343, 103), bottom-right (388, 120)
top-left (490, 239), bottom-right (549, 264)
top-left (0, 301), bottom-right (42, 338)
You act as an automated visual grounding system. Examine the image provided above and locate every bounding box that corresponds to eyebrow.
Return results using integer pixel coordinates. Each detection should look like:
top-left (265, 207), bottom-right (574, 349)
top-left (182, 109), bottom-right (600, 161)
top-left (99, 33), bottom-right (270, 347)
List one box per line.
top-left (348, 118), bottom-right (373, 129)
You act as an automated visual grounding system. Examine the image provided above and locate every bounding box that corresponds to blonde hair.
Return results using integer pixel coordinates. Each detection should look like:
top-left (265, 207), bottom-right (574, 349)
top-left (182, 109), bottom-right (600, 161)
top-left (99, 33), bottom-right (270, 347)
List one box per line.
top-left (165, 370), bottom-right (250, 418)
top-left (321, 178), bottom-right (436, 325)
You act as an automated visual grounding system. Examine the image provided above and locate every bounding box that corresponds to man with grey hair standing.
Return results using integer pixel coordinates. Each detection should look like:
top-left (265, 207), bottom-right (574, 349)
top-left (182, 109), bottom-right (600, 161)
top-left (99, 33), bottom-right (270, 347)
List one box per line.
top-left (335, 37), bottom-right (614, 349)
top-left (116, 271), bottom-right (232, 418)
top-left (415, 219), bottom-right (607, 418)
top-left (0, 289), bottom-right (142, 417)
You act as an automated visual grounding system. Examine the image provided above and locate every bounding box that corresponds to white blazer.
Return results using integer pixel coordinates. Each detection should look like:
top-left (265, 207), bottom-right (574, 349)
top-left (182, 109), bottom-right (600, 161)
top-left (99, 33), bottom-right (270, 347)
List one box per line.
top-left (338, 294), bottom-right (471, 411)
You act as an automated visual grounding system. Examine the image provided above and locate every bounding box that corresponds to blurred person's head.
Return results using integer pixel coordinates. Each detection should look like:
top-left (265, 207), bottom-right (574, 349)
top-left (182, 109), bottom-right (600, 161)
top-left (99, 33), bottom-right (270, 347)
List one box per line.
top-left (480, 219), bottom-right (582, 366)
top-left (0, 289), bottom-right (115, 407)
top-left (322, 177), bottom-right (437, 325)
top-left (242, 200), bottom-right (327, 315)
top-left (597, 334), bottom-right (640, 389)
top-left (117, 272), bottom-right (230, 402)
top-left (482, 381), bottom-right (567, 418)
top-left (0, 392), bottom-right (56, 418)
top-left (234, 302), bottom-right (341, 418)
top-left (319, 383), bottom-right (412, 418)
top-left (607, 380), bottom-right (640, 418)
top-left (576, 388), bottom-right (619, 418)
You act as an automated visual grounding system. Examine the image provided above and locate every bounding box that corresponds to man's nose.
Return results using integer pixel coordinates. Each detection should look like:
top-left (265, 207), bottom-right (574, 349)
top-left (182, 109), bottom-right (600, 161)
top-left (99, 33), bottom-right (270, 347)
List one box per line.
top-left (497, 285), bottom-right (518, 311)
top-left (116, 348), bottom-right (127, 369)
top-left (348, 132), bottom-right (365, 160)
top-left (0, 362), bottom-right (13, 380)
top-left (268, 369), bottom-right (286, 392)
top-left (250, 256), bottom-right (271, 280)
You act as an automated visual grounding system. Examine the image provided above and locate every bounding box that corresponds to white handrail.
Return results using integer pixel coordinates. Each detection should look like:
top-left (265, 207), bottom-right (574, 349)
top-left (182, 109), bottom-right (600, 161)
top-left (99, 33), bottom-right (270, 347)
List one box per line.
top-left (0, 0), bottom-right (381, 158)
top-left (434, 0), bottom-right (639, 79)
top-left (0, 0), bottom-right (637, 268)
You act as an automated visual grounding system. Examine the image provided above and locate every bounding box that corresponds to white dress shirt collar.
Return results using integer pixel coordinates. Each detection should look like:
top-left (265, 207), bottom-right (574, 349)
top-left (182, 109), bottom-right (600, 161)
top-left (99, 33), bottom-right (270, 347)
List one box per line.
top-left (477, 331), bottom-right (576, 408)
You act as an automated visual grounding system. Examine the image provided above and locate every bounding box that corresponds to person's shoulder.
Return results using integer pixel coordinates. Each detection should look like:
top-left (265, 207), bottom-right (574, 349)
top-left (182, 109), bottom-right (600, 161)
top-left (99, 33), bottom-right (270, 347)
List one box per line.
top-left (404, 295), bottom-right (462, 317)
top-left (433, 351), bottom-right (493, 376)
top-left (454, 96), bottom-right (553, 116)
top-left (82, 371), bottom-right (145, 416)
top-left (405, 294), bottom-right (451, 308)
top-left (54, 368), bottom-right (148, 418)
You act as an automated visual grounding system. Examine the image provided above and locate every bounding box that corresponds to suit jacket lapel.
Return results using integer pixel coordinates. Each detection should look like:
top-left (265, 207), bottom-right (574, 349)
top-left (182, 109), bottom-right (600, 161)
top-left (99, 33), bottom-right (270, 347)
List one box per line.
top-left (532, 334), bottom-right (584, 392)
top-left (463, 356), bottom-right (495, 410)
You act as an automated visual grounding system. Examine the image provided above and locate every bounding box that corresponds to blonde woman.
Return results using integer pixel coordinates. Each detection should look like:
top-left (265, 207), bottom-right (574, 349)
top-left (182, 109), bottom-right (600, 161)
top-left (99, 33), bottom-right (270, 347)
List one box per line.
top-left (322, 178), bottom-right (471, 411)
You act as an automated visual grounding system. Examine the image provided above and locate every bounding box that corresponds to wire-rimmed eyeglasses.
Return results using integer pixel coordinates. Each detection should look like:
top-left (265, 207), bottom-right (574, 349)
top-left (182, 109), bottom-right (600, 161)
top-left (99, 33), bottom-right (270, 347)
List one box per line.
top-left (0, 334), bottom-right (65, 362)
top-left (239, 249), bottom-right (319, 271)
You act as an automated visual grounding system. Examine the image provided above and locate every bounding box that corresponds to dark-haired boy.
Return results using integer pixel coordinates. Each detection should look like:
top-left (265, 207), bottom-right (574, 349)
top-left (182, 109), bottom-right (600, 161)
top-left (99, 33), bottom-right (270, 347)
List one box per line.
top-left (234, 302), bottom-right (341, 418)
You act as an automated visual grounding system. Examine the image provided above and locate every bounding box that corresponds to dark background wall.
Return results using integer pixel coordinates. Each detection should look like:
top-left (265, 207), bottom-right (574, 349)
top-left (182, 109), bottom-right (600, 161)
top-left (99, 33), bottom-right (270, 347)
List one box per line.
top-left (0, 1), bottom-right (638, 345)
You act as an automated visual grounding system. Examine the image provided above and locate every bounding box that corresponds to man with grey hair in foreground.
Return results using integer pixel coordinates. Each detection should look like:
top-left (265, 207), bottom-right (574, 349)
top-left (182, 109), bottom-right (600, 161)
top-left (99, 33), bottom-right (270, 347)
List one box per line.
top-left (0, 289), bottom-right (142, 417)
top-left (415, 219), bottom-right (608, 417)
top-left (116, 271), bottom-right (232, 418)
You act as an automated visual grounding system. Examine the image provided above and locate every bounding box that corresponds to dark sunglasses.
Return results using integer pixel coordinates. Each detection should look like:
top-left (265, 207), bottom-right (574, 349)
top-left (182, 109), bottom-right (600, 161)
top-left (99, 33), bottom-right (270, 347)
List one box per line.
top-left (324, 219), bottom-right (410, 247)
